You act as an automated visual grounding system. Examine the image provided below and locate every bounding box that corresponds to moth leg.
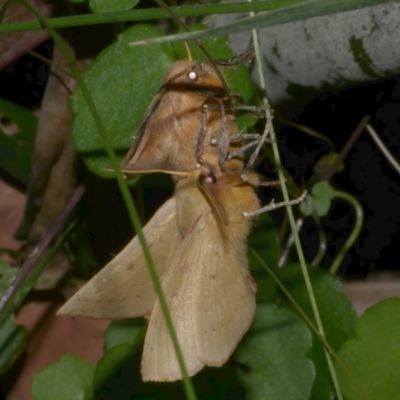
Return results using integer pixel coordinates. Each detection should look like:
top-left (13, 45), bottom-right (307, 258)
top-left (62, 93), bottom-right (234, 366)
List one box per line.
top-left (227, 140), bottom-right (260, 160)
top-left (230, 104), bottom-right (271, 120)
top-left (215, 43), bottom-right (255, 68)
top-left (200, 99), bottom-right (230, 169)
top-left (241, 116), bottom-right (273, 180)
top-left (243, 190), bottom-right (307, 218)
top-left (205, 103), bottom-right (271, 119)
top-left (215, 98), bottom-right (230, 170)
top-left (195, 103), bottom-right (209, 165)
top-left (258, 180), bottom-right (281, 187)
top-left (212, 133), bottom-right (270, 145)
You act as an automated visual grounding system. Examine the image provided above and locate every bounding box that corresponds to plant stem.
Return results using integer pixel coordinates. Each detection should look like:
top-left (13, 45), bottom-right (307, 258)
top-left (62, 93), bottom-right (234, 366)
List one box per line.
top-left (248, 4), bottom-right (343, 398)
top-left (330, 191), bottom-right (364, 275)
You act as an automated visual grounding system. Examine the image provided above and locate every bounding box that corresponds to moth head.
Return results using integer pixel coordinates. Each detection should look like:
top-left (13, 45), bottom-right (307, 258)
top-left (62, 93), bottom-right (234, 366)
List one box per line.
top-left (163, 60), bottom-right (224, 91)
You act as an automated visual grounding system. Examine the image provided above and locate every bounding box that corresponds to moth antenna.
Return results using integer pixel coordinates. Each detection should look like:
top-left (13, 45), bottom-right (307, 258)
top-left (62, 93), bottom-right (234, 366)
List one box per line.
top-left (184, 42), bottom-right (192, 61)
top-left (197, 176), bottom-right (229, 226)
top-left (103, 168), bottom-right (191, 177)
top-left (153, 0), bottom-right (230, 95)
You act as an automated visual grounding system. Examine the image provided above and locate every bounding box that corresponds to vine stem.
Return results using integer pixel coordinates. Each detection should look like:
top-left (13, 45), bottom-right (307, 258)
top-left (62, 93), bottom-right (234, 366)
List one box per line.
top-left (330, 191), bottom-right (364, 275)
top-left (248, 3), bottom-right (343, 399)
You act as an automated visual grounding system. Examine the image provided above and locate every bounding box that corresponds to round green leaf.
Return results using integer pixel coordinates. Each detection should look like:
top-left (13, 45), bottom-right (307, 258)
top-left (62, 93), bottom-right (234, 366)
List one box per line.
top-left (337, 298), bottom-right (400, 400)
top-left (300, 181), bottom-right (335, 217)
top-left (31, 354), bottom-right (95, 400)
top-left (234, 304), bottom-right (314, 400)
top-left (72, 24), bottom-right (174, 177)
top-left (89, 0), bottom-right (139, 13)
top-left (276, 263), bottom-right (358, 400)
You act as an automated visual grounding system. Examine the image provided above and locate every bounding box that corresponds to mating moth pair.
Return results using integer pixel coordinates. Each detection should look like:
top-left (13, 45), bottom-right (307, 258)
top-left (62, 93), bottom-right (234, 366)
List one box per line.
top-left (58, 57), bottom-right (270, 381)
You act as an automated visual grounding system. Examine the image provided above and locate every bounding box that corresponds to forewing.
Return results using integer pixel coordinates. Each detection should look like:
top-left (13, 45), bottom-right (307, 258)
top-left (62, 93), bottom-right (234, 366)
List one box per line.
top-left (121, 87), bottom-right (165, 170)
top-left (58, 197), bottom-right (180, 319)
top-left (193, 226), bottom-right (256, 366)
top-left (141, 215), bottom-right (206, 382)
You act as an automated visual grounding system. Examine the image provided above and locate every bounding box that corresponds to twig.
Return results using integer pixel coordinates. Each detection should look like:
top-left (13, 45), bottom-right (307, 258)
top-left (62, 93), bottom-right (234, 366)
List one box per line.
top-left (321, 115), bottom-right (370, 181)
top-left (0, 185), bottom-right (85, 314)
top-left (366, 123), bottom-right (400, 175)
top-left (278, 218), bottom-right (304, 267)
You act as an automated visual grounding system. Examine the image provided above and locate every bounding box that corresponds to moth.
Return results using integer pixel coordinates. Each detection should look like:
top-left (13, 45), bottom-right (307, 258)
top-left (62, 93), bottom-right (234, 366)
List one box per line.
top-left (121, 59), bottom-right (244, 175)
top-left (58, 154), bottom-right (260, 381)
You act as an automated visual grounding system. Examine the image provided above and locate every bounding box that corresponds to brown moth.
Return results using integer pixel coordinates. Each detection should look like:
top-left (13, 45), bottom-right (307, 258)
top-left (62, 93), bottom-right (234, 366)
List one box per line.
top-left (58, 154), bottom-right (260, 381)
top-left (121, 60), bottom-right (242, 175)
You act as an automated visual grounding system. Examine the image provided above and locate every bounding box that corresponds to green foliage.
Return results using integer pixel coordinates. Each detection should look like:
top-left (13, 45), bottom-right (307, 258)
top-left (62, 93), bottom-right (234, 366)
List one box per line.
top-left (72, 24), bottom-right (175, 177)
top-left (337, 298), bottom-right (400, 400)
top-left (235, 304), bottom-right (315, 400)
top-left (249, 213), bottom-right (280, 302)
top-left (89, 0), bottom-right (139, 13)
top-left (0, 2), bottom-right (396, 399)
top-left (276, 263), bottom-right (358, 399)
top-left (104, 319), bottom-right (145, 351)
top-left (31, 354), bottom-right (95, 400)
top-left (300, 181), bottom-right (336, 217)
top-left (0, 98), bottom-right (37, 184)
top-left (94, 344), bottom-right (137, 391)
top-left (0, 318), bottom-right (28, 375)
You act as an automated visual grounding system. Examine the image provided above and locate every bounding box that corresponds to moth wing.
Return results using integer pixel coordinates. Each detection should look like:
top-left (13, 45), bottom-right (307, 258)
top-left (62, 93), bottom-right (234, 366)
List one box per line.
top-left (122, 87), bottom-right (165, 170)
top-left (121, 87), bottom-right (187, 173)
top-left (57, 197), bottom-right (180, 319)
top-left (193, 225), bottom-right (256, 366)
top-left (141, 217), bottom-right (206, 382)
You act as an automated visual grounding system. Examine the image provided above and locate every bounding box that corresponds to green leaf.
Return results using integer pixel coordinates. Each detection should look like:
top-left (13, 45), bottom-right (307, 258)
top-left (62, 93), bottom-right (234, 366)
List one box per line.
top-left (300, 181), bottom-right (336, 217)
top-left (31, 354), bottom-right (95, 400)
top-left (0, 318), bottom-right (28, 375)
top-left (276, 263), bottom-right (357, 400)
top-left (234, 304), bottom-right (314, 400)
top-left (89, 0), bottom-right (139, 13)
top-left (336, 298), bottom-right (400, 400)
top-left (249, 213), bottom-right (279, 302)
top-left (94, 320), bottom-right (145, 391)
top-left (72, 24), bottom-right (175, 177)
top-left (94, 343), bottom-right (136, 390)
top-left (0, 98), bottom-right (37, 184)
top-left (0, 260), bottom-right (19, 294)
top-left (249, 212), bottom-right (279, 269)
top-left (104, 319), bottom-right (144, 351)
